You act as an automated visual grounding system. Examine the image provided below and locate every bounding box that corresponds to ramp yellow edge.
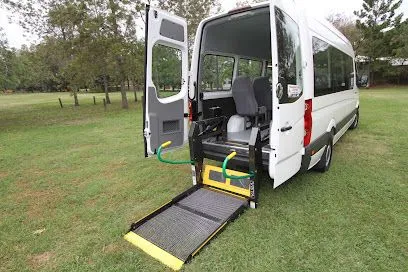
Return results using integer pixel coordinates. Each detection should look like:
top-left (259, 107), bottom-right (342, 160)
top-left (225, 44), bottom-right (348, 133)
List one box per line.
top-left (124, 231), bottom-right (184, 271)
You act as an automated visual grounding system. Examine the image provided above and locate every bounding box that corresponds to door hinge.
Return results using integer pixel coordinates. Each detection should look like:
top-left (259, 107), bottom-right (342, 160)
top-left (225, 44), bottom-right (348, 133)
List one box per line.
top-left (143, 128), bottom-right (151, 138)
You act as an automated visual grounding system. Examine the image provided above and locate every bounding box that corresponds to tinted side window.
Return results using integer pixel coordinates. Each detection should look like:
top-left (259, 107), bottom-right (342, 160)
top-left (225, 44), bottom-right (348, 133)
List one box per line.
top-left (331, 48), bottom-right (346, 92)
top-left (312, 37), bottom-right (354, 97)
top-left (313, 38), bottom-right (331, 97)
top-left (238, 59), bottom-right (262, 80)
top-left (345, 56), bottom-right (354, 89)
top-left (201, 55), bottom-right (235, 92)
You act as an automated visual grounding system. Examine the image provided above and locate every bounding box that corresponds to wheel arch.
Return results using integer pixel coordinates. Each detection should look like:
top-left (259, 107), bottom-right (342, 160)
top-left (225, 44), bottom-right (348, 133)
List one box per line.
top-left (326, 119), bottom-right (336, 135)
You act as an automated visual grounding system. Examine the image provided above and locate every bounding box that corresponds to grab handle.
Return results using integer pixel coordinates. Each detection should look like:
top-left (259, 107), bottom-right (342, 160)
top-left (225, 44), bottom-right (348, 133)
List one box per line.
top-left (222, 152), bottom-right (255, 180)
top-left (157, 141), bottom-right (193, 165)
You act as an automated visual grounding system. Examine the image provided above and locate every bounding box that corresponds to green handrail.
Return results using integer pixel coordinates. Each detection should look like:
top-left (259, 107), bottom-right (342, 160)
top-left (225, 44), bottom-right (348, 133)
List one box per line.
top-left (222, 151), bottom-right (255, 180)
top-left (157, 141), bottom-right (193, 165)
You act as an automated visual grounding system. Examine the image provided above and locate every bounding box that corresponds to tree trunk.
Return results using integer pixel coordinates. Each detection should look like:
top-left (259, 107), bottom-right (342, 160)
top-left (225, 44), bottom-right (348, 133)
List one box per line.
top-left (108, 0), bottom-right (128, 109)
top-left (133, 80), bottom-right (138, 102)
top-left (103, 74), bottom-right (111, 104)
top-left (120, 80), bottom-right (128, 109)
top-left (367, 62), bottom-right (372, 88)
top-left (74, 89), bottom-right (79, 106)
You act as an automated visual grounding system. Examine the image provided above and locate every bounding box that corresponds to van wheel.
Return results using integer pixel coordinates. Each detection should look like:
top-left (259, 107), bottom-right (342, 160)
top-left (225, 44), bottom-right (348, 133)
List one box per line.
top-left (349, 110), bottom-right (359, 129)
top-left (314, 135), bottom-right (333, 173)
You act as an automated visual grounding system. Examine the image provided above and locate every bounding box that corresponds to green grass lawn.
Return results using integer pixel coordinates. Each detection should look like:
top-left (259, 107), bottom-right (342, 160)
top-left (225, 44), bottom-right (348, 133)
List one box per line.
top-left (0, 88), bottom-right (407, 271)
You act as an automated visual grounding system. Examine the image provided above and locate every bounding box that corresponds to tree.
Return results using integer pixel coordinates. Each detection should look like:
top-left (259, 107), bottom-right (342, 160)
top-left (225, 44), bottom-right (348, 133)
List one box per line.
top-left (354, 0), bottom-right (404, 85)
top-left (389, 20), bottom-right (408, 84)
top-left (235, 0), bottom-right (264, 7)
top-left (4, 0), bottom-right (147, 107)
top-left (5, 0), bottom-right (90, 104)
top-left (0, 27), bottom-right (16, 90)
top-left (16, 43), bottom-right (60, 91)
top-left (124, 40), bottom-right (145, 100)
top-left (392, 21), bottom-right (408, 62)
top-left (327, 13), bottom-right (362, 55)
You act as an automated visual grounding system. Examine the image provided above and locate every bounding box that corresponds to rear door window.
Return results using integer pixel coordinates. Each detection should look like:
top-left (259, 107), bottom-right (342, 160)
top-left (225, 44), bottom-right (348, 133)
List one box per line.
top-left (275, 7), bottom-right (302, 104)
top-left (152, 44), bottom-right (182, 98)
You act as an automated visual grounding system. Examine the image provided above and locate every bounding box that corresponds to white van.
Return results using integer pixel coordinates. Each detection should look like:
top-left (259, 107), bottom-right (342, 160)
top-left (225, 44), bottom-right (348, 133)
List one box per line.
top-left (143, 0), bottom-right (359, 191)
top-left (128, 1), bottom-right (359, 269)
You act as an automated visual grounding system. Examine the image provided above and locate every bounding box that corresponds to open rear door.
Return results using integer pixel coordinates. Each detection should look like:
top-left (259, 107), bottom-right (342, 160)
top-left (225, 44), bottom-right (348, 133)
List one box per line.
top-left (143, 6), bottom-right (189, 156)
top-left (269, 0), bottom-right (305, 188)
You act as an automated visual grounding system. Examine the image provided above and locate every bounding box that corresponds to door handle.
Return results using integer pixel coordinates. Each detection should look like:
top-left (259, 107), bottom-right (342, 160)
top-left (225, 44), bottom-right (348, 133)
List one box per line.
top-left (281, 126), bottom-right (292, 132)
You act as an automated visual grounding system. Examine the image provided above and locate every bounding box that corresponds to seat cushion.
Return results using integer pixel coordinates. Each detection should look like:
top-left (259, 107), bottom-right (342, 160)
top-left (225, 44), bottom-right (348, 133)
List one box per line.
top-left (227, 129), bottom-right (252, 143)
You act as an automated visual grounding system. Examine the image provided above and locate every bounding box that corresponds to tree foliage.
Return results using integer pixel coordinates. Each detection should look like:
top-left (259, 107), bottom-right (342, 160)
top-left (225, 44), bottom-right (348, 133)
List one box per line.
top-left (391, 21), bottom-right (408, 62)
top-left (1, 0), bottom-right (225, 99)
top-left (0, 27), bottom-right (20, 90)
top-left (327, 13), bottom-right (362, 55)
top-left (235, 0), bottom-right (264, 8)
top-left (1, 0), bottom-right (148, 108)
top-left (354, 0), bottom-right (404, 84)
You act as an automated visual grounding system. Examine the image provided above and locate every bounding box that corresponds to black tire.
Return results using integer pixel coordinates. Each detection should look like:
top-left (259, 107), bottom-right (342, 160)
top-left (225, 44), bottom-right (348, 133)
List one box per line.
top-left (314, 135), bottom-right (333, 173)
top-left (349, 109), bottom-right (359, 130)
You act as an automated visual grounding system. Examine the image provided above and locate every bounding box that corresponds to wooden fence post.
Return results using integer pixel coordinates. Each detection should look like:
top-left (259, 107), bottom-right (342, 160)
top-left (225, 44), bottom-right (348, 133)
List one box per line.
top-left (58, 98), bottom-right (63, 108)
top-left (93, 96), bottom-right (96, 105)
top-left (103, 98), bottom-right (106, 110)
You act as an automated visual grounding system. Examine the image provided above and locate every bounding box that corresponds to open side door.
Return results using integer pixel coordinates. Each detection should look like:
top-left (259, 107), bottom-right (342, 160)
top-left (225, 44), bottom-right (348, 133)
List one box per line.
top-left (269, 0), bottom-right (305, 188)
top-left (143, 6), bottom-right (189, 157)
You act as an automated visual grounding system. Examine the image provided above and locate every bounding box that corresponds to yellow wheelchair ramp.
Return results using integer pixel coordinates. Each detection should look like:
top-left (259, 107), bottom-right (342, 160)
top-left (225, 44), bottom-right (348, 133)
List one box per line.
top-left (125, 185), bottom-right (248, 270)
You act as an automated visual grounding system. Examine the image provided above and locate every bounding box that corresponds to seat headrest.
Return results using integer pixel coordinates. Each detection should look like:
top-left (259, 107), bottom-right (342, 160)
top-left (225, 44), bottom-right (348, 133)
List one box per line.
top-left (231, 76), bottom-right (259, 117)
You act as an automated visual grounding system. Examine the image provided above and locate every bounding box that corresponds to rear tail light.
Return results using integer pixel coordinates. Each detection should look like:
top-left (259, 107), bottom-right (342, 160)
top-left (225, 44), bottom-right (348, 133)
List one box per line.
top-left (188, 100), bottom-right (193, 122)
top-left (304, 99), bottom-right (312, 147)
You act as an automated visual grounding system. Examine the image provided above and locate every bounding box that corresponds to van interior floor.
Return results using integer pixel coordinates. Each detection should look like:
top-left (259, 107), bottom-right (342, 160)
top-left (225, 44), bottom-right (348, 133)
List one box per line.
top-left (125, 186), bottom-right (248, 270)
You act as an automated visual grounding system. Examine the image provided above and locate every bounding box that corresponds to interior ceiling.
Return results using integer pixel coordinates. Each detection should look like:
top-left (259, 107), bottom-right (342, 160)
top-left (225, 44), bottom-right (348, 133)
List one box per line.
top-left (202, 8), bottom-right (271, 60)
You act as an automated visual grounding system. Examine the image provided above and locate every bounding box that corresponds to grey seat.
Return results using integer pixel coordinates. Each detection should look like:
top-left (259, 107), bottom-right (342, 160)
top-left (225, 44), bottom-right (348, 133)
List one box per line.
top-left (228, 76), bottom-right (265, 143)
top-left (231, 76), bottom-right (259, 117)
top-left (253, 76), bottom-right (272, 120)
